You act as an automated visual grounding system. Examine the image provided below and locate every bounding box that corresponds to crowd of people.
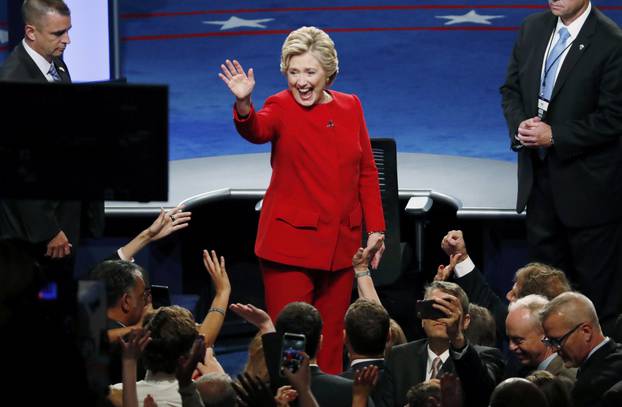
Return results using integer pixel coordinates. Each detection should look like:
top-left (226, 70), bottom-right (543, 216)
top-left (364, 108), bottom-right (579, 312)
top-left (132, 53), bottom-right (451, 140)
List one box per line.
top-left (2, 0), bottom-right (622, 406)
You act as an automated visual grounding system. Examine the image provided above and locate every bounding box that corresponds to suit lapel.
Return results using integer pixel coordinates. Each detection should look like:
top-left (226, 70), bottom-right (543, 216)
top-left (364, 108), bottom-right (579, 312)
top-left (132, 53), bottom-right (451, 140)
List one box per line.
top-left (16, 43), bottom-right (48, 82)
top-left (550, 9), bottom-right (597, 101)
top-left (414, 341), bottom-right (429, 383)
top-left (53, 57), bottom-right (72, 83)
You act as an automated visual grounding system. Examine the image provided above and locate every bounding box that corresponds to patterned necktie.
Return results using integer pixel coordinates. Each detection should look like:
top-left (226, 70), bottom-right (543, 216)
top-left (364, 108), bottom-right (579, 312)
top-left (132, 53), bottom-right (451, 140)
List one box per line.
top-left (430, 356), bottom-right (442, 379)
top-left (48, 62), bottom-right (62, 82)
top-left (540, 27), bottom-right (571, 101)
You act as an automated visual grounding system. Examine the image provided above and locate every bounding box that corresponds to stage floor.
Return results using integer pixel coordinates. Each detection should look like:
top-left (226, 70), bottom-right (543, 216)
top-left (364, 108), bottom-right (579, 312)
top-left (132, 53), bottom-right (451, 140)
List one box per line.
top-left (106, 152), bottom-right (521, 219)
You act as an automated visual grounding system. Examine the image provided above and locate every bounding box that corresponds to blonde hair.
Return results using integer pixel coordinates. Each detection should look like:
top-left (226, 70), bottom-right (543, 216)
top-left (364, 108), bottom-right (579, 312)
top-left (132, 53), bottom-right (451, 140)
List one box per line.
top-left (280, 26), bottom-right (339, 85)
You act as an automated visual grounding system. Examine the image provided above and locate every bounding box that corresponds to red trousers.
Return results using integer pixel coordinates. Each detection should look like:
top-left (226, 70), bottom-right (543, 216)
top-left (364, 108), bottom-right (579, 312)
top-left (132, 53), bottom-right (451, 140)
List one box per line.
top-left (260, 261), bottom-right (354, 374)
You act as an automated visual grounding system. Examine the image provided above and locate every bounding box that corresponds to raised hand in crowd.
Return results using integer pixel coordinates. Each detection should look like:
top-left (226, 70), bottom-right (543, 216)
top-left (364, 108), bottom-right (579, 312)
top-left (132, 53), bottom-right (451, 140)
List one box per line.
top-left (282, 353), bottom-right (319, 407)
top-left (234, 373), bottom-right (276, 407)
top-left (119, 205), bottom-right (191, 260)
top-left (219, 59), bottom-right (256, 117)
top-left (198, 249), bottom-right (231, 347)
top-left (434, 253), bottom-right (462, 282)
top-left (275, 385), bottom-right (298, 407)
top-left (230, 303), bottom-right (276, 334)
top-left (352, 365), bottom-right (380, 407)
top-left (120, 328), bottom-right (152, 407)
top-left (440, 230), bottom-right (468, 262)
top-left (352, 239), bottom-right (383, 304)
top-left (366, 232), bottom-right (385, 269)
top-left (193, 347), bottom-right (226, 380)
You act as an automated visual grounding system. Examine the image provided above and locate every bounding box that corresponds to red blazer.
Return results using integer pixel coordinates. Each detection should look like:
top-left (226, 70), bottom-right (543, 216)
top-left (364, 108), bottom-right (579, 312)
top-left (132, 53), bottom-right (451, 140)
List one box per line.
top-left (234, 90), bottom-right (385, 271)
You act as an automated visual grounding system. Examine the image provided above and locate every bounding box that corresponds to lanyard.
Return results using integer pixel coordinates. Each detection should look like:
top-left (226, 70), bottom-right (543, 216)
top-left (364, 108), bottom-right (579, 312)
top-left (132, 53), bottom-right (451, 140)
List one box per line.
top-left (541, 31), bottom-right (574, 90)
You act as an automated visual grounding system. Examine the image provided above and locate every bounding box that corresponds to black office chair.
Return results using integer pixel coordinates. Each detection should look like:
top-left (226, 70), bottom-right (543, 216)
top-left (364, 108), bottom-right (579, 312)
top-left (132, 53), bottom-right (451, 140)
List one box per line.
top-left (368, 138), bottom-right (412, 286)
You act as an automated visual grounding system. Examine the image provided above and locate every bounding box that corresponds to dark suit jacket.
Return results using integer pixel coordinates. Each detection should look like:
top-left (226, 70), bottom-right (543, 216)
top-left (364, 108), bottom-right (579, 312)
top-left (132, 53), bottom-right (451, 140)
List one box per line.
top-left (573, 340), bottom-right (622, 407)
top-left (374, 338), bottom-right (505, 407)
top-left (340, 358), bottom-right (385, 380)
top-left (452, 266), bottom-right (508, 345)
top-left (0, 42), bottom-right (103, 246)
top-left (500, 8), bottom-right (622, 227)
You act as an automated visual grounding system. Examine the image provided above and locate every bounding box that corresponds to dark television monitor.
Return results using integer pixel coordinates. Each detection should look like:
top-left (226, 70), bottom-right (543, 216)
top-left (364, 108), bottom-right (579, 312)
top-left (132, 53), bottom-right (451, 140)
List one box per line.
top-left (0, 81), bottom-right (168, 202)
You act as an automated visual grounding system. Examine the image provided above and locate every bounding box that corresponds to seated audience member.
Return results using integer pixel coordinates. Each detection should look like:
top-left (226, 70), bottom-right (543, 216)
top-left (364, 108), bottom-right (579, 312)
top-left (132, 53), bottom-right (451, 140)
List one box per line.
top-left (526, 370), bottom-right (574, 407)
top-left (506, 263), bottom-right (571, 302)
top-left (93, 249), bottom-right (230, 384)
top-left (505, 295), bottom-right (576, 381)
top-left (261, 302), bottom-right (369, 407)
top-left (341, 298), bottom-right (390, 379)
top-left (405, 381), bottom-right (441, 407)
top-left (110, 305), bottom-right (199, 407)
top-left (116, 329), bottom-right (206, 407)
top-left (195, 372), bottom-right (236, 407)
top-left (489, 378), bottom-right (548, 407)
top-left (437, 230), bottom-right (571, 343)
top-left (540, 292), bottom-right (622, 407)
top-left (91, 260), bottom-right (151, 384)
top-left (91, 260), bottom-right (151, 339)
top-left (375, 281), bottom-right (505, 407)
top-left (464, 303), bottom-right (496, 347)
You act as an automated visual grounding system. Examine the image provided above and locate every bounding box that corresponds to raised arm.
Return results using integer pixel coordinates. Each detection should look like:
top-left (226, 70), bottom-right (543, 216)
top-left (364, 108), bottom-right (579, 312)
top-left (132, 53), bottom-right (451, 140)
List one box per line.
top-left (219, 59), bottom-right (255, 117)
top-left (197, 250), bottom-right (231, 347)
top-left (118, 205), bottom-right (191, 261)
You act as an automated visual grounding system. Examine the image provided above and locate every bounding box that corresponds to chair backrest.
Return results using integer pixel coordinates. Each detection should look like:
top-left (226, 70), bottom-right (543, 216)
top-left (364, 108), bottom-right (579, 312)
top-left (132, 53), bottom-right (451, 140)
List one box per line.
top-left (368, 138), bottom-right (403, 286)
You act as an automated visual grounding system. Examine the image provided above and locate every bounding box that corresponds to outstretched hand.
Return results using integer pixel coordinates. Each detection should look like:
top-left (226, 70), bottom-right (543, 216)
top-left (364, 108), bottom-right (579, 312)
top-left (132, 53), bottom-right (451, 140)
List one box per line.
top-left (203, 249), bottom-right (231, 297)
top-left (434, 253), bottom-right (462, 281)
top-left (353, 365), bottom-right (380, 400)
top-left (219, 59), bottom-right (255, 102)
top-left (148, 205), bottom-right (191, 241)
top-left (365, 233), bottom-right (385, 269)
top-left (229, 303), bottom-right (275, 333)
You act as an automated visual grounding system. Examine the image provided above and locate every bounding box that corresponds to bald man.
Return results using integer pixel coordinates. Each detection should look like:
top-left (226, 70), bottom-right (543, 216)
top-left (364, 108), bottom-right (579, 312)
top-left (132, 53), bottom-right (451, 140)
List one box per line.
top-left (540, 292), bottom-right (622, 407)
top-left (505, 294), bottom-right (576, 380)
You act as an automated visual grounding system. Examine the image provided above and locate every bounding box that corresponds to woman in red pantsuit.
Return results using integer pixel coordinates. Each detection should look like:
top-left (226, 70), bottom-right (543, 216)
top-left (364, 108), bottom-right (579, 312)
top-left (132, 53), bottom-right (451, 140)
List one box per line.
top-left (219, 26), bottom-right (385, 374)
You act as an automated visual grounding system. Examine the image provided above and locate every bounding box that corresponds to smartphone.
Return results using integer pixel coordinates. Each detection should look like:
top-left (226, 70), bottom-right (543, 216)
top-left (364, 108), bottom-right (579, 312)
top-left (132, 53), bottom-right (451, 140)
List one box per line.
top-left (150, 284), bottom-right (171, 309)
top-left (416, 299), bottom-right (447, 320)
top-left (279, 332), bottom-right (306, 376)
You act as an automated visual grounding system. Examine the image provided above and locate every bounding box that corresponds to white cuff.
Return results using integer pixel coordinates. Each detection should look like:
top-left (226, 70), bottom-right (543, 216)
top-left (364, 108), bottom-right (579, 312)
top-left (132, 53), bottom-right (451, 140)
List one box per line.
top-left (453, 256), bottom-right (475, 278)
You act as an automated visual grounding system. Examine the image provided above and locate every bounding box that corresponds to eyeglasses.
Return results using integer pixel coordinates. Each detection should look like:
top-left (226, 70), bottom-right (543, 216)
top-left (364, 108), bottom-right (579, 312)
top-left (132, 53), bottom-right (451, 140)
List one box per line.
top-left (541, 323), bottom-right (583, 349)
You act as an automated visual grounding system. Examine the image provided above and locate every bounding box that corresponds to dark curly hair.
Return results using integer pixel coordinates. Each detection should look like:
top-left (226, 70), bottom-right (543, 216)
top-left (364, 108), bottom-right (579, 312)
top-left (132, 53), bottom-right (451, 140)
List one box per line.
top-left (142, 305), bottom-right (197, 374)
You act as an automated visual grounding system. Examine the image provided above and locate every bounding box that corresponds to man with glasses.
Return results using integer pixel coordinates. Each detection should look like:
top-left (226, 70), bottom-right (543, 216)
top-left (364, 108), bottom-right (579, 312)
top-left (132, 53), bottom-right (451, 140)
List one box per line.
top-left (540, 292), bottom-right (622, 407)
top-left (90, 260), bottom-right (152, 385)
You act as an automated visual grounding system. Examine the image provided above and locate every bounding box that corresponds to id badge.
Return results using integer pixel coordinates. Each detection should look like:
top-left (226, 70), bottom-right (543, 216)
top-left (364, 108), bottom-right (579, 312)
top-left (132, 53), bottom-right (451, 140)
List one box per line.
top-left (537, 97), bottom-right (550, 120)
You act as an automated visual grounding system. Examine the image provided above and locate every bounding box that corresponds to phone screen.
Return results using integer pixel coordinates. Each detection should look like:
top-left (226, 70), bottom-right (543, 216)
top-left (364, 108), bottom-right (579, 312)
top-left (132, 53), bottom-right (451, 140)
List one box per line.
top-left (280, 332), bottom-right (306, 376)
top-left (150, 285), bottom-right (171, 309)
